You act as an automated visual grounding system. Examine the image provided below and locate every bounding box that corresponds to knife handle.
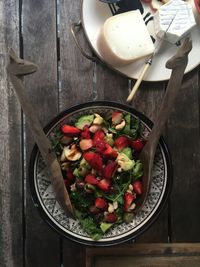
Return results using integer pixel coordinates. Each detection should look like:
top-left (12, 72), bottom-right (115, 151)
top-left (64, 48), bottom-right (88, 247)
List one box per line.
top-left (127, 59), bottom-right (152, 103)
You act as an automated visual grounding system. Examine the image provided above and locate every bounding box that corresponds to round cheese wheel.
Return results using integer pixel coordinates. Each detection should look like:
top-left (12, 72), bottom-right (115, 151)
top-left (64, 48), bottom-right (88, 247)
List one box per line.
top-left (97, 10), bottom-right (154, 67)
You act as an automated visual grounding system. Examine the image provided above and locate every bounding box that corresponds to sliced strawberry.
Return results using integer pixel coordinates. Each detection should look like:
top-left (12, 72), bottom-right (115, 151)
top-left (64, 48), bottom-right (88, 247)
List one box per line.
top-left (132, 180), bottom-right (143, 195)
top-left (81, 126), bottom-right (91, 139)
top-left (97, 178), bottom-right (111, 192)
top-left (95, 140), bottom-right (107, 153)
top-left (95, 197), bottom-right (108, 210)
top-left (83, 152), bottom-right (103, 171)
top-left (85, 174), bottom-right (99, 185)
top-left (79, 139), bottom-right (93, 151)
top-left (61, 124), bottom-right (81, 136)
top-left (104, 212), bottom-right (118, 223)
top-left (83, 151), bottom-right (94, 162)
top-left (93, 130), bottom-right (105, 146)
top-left (131, 138), bottom-right (145, 152)
top-left (66, 169), bottom-right (75, 182)
top-left (104, 161), bottom-right (117, 179)
top-left (124, 192), bottom-right (135, 211)
top-left (112, 111), bottom-right (123, 125)
top-left (114, 136), bottom-right (130, 151)
top-left (64, 169), bottom-right (75, 189)
top-left (64, 179), bottom-right (70, 189)
top-left (102, 144), bottom-right (118, 159)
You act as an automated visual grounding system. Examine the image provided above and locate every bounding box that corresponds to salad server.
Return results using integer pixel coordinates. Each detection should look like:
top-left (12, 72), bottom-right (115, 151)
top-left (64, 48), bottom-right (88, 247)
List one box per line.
top-left (7, 49), bottom-right (75, 219)
top-left (134, 38), bottom-right (192, 212)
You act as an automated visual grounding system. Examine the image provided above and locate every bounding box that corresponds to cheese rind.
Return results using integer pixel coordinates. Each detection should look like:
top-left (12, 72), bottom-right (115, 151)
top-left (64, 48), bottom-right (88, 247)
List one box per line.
top-left (154, 0), bottom-right (196, 44)
top-left (97, 10), bottom-right (154, 67)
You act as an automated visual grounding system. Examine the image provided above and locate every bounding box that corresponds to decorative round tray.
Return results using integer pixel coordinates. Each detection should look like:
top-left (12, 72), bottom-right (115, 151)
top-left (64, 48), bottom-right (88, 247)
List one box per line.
top-left (81, 0), bottom-right (200, 81)
top-left (29, 101), bottom-right (172, 246)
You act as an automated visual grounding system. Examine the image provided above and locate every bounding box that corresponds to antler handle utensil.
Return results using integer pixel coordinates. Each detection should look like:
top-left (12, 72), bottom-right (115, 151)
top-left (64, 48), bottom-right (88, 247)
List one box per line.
top-left (7, 49), bottom-right (75, 219)
top-left (134, 38), bottom-right (192, 212)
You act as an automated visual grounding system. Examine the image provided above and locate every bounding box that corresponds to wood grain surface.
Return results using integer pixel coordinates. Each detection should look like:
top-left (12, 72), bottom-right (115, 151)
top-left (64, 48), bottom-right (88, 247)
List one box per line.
top-left (22, 0), bottom-right (60, 266)
top-left (167, 69), bottom-right (200, 242)
top-left (1, 0), bottom-right (200, 266)
top-left (0, 1), bottom-right (23, 267)
top-left (86, 243), bottom-right (200, 267)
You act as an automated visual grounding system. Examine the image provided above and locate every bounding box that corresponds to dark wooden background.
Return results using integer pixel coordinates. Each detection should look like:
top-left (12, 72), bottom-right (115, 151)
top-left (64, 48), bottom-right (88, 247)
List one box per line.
top-left (0, 0), bottom-right (200, 266)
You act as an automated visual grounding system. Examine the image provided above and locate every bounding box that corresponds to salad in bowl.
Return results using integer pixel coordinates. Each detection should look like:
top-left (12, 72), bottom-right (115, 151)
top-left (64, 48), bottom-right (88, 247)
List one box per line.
top-left (29, 101), bottom-right (172, 246)
top-left (52, 110), bottom-right (145, 240)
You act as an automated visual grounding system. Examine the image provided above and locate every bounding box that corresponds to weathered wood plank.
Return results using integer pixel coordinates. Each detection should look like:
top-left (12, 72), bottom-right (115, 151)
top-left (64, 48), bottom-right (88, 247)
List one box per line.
top-left (132, 81), bottom-right (166, 122)
top-left (86, 243), bottom-right (200, 267)
top-left (59, 0), bottom-right (94, 110)
top-left (95, 63), bottom-right (129, 102)
top-left (167, 69), bottom-right (200, 242)
top-left (22, 1), bottom-right (60, 266)
top-left (94, 255), bottom-right (200, 267)
top-left (59, 0), bottom-right (93, 266)
top-left (0, 1), bottom-right (23, 267)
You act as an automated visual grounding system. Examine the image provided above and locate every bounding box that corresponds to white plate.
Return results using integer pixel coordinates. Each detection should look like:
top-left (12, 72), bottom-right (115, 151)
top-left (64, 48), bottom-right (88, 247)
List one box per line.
top-left (81, 0), bottom-right (200, 81)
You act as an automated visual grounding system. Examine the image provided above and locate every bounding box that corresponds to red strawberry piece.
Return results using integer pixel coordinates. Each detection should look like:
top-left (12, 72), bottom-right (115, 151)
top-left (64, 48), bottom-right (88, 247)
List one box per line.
top-left (112, 111), bottom-right (123, 125)
top-left (85, 174), bottom-right (99, 185)
top-left (66, 169), bottom-right (75, 182)
top-left (114, 136), bottom-right (130, 151)
top-left (81, 126), bottom-right (91, 139)
top-left (97, 178), bottom-right (111, 192)
top-left (102, 144), bottom-right (118, 159)
top-left (131, 138), bottom-right (145, 152)
top-left (95, 197), bottom-right (108, 210)
top-left (64, 169), bottom-right (75, 189)
top-left (104, 212), bottom-right (118, 223)
top-left (83, 152), bottom-right (103, 171)
top-left (83, 151), bottom-right (94, 162)
top-left (124, 192), bottom-right (135, 211)
top-left (132, 180), bottom-right (143, 195)
top-left (79, 139), bottom-right (93, 151)
top-left (61, 124), bottom-right (81, 136)
top-left (95, 140), bottom-right (107, 153)
top-left (104, 161), bottom-right (117, 179)
top-left (64, 179), bottom-right (70, 189)
top-left (93, 130), bottom-right (105, 146)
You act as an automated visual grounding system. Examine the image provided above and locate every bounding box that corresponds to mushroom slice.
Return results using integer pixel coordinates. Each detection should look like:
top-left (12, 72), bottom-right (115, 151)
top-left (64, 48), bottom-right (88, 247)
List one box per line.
top-left (64, 144), bottom-right (82, 161)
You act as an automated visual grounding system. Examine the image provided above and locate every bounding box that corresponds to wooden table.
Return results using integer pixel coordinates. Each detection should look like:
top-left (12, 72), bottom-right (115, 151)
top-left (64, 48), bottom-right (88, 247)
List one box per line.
top-left (1, 1), bottom-right (200, 266)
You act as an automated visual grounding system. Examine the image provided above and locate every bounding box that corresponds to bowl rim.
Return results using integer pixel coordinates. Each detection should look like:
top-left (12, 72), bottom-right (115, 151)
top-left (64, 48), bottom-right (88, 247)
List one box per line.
top-left (29, 100), bottom-right (173, 246)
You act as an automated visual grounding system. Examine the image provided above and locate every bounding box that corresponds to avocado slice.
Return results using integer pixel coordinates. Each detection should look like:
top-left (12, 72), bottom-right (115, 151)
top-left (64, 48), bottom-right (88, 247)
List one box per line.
top-left (73, 158), bottom-right (91, 177)
top-left (100, 222), bottom-right (113, 233)
top-left (75, 114), bottom-right (94, 130)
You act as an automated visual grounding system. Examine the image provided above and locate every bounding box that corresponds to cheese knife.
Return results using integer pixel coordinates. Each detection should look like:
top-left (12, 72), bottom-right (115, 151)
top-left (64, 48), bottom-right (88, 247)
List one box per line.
top-left (127, 12), bottom-right (178, 103)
